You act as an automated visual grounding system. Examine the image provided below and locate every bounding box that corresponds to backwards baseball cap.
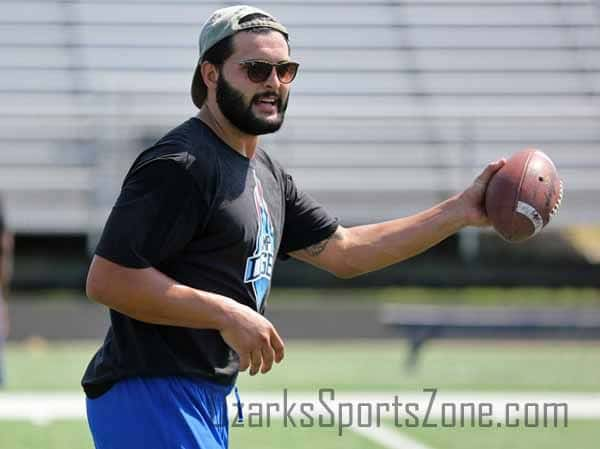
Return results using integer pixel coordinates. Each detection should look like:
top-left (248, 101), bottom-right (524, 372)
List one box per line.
top-left (191, 5), bottom-right (289, 109)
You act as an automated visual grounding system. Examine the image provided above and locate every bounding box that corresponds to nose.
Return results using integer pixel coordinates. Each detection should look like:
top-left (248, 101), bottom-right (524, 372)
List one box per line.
top-left (264, 66), bottom-right (281, 90)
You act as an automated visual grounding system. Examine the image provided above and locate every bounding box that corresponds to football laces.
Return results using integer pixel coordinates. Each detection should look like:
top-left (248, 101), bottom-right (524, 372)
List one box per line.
top-left (549, 180), bottom-right (564, 219)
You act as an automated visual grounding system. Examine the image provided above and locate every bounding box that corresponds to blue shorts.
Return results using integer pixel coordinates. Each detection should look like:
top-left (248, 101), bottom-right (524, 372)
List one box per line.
top-left (86, 376), bottom-right (235, 449)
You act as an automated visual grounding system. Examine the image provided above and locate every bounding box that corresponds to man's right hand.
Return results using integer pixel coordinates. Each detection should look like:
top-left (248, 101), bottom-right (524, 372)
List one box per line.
top-left (218, 300), bottom-right (285, 376)
top-left (87, 256), bottom-right (285, 375)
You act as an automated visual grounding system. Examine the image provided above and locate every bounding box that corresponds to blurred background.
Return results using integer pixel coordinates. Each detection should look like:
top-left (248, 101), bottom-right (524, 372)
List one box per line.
top-left (0, 1), bottom-right (599, 448)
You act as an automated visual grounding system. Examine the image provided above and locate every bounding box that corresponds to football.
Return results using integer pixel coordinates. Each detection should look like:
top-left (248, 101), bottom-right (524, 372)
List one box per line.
top-left (485, 149), bottom-right (564, 242)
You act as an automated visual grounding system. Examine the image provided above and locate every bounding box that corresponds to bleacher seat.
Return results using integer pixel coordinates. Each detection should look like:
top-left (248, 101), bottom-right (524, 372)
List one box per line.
top-left (0, 0), bottom-right (599, 232)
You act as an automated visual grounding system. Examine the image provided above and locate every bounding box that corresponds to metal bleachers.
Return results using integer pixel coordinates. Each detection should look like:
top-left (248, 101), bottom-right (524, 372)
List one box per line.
top-left (1, 0), bottom-right (600, 233)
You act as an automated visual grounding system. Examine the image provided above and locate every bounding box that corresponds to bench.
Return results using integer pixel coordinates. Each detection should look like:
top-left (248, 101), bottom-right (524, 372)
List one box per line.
top-left (379, 304), bottom-right (600, 369)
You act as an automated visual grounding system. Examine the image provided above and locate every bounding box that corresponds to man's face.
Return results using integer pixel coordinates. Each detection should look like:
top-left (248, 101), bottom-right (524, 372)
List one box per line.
top-left (216, 30), bottom-right (292, 136)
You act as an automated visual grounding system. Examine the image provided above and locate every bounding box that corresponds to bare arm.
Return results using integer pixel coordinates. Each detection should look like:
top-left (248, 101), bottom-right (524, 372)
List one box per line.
top-left (87, 255), bottom-right (284, 375)
top-left (0, 231), bottom-right (12, 337)
top-left (290, 160), bottom-right (505, 278)
top-left (0, 296), bottom-right (7, 339)
top-left (0, 232), bottom-right (13, 291)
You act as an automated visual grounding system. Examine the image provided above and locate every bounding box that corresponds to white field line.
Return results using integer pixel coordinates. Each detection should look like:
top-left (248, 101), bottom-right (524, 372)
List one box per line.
top-left (0, 391), bottom-right (598, 424)
top-left (351, 425), bottom-right (434, 449)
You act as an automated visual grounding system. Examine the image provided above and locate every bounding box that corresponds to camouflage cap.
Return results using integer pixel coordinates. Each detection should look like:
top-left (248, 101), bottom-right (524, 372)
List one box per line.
top-left (191, 5), bottom-right (288, 109)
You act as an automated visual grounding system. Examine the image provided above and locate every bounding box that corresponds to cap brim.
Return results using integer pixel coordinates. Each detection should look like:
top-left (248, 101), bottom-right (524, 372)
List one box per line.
top-left (191, 61), bottom-right (207, 109)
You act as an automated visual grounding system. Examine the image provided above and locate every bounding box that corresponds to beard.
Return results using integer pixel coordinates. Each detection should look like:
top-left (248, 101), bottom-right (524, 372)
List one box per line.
top-left (216, 74), bottom-right (289, 136)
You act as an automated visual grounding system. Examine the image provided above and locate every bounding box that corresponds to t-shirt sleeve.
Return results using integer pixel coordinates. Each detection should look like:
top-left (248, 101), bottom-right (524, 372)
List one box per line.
top-left (278, 172), bottom-right (339, 259)
top-left (95, 158), bottom-right (204, 269)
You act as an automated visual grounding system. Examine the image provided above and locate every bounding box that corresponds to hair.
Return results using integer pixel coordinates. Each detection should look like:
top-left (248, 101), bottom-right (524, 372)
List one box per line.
top-left (202, 14), bottom-right (290, 67)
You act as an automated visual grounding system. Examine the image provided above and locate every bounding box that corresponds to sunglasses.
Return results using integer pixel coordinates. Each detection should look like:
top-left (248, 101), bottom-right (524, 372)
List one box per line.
top-left (238, 60), bottom-right (299, 84)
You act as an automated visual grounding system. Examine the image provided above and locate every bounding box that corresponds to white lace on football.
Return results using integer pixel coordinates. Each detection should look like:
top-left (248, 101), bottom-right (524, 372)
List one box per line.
top-left (550, 180), bottom-right (564, 219)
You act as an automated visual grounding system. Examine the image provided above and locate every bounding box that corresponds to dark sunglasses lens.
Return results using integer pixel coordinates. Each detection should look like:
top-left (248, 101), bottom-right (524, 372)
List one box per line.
top-left (247, 62), bottom-right (273, 82)
top-left (276, 63), bottom-right (298, 83)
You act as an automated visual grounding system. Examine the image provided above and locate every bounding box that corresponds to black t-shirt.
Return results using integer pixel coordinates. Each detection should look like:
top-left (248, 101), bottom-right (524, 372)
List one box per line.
top-left (81, 118), bottom-right (338, 397)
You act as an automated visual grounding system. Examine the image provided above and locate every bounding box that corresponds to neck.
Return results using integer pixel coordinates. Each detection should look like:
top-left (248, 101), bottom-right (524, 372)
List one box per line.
top-left (197, 104), bottom-right (258, 159)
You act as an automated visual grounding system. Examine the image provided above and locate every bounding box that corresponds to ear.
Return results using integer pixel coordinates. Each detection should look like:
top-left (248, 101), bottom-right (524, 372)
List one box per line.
top-left (201, 61), bottom-right (219, 90)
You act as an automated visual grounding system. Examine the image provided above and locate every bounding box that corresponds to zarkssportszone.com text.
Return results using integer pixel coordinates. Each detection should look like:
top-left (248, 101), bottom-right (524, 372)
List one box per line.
top-left (224, 388), bottom-right (568, 435)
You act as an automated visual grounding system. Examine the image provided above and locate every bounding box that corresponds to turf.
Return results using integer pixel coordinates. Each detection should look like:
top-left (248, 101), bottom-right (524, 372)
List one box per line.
top-left (3, 341), bottom-right (94, 391)
top-left (392, 419), bottom-right (600, 449)
top-left (235, 340), bottom-right (600, 392)
top-left (229, 419), bottom-right (383, 449)
top-left (1, 418), bottom-right (599, 449)
top-left (0, 420), bottom-right (94, 449)
top-left (1, 341), bottom-right (599, 449)
top-left (3, 340), bottom-right (600, 392)
top-left (0, 420), bottom-right (383, 449)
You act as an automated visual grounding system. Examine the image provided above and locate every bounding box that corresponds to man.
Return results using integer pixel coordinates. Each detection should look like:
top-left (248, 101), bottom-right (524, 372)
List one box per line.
top-left (83, 5), bottom-right (505, 449)
top-left (0, 199), bottom-right (13, 387)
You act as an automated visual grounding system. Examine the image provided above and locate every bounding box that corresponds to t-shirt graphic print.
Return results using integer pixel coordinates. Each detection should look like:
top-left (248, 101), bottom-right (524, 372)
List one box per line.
top-left (244, 169), bottom-right (274, 311)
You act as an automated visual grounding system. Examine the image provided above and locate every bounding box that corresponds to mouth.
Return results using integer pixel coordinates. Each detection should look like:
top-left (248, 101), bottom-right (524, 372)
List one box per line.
top-left (253, 95), bottom-right (280, 114)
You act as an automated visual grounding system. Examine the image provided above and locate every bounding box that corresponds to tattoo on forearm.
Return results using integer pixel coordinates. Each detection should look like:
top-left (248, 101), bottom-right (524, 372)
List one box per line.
top-left (305, 239), bottom-right (329, 257)
top-left (304, 229), bottom-right (343, 257)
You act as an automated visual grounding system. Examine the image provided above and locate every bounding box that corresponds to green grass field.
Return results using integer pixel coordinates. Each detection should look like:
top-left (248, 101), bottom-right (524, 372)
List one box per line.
top-left (1, 339), bottom-right (599, 449)
top-left (395, 419), bottom-right (600, 449)
top-left (4, 339), bottom-right (600, 392)
top-left (4, 418), bottom-right (598, 449)
top-left (0, 419), bottom-right (386, 449)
